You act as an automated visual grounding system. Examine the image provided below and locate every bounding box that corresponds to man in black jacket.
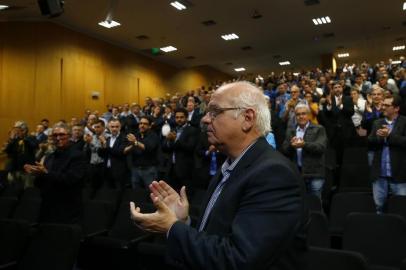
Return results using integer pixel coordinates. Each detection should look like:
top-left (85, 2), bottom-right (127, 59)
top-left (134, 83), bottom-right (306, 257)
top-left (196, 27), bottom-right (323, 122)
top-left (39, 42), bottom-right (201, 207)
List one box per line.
top-left (131, 81), bottom-right (307, 270)
top-left (282, 103), bottom-right (328, 199)
top-left (162, 108), bottom-right (199, 190)
top-left (368, 95), bottom-right (406, 214)
top-left (99, 119), bottom-right (130, 189)
top-left (125, 116), bottom-right (160, 189)
top-left (24, 123), bottom-right (86, 224)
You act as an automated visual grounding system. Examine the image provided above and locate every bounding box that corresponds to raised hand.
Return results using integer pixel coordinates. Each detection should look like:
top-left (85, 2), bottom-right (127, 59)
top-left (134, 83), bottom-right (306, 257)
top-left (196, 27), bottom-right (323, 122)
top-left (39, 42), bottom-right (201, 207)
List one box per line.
top-left (149, 181), bottom-right (189, 222)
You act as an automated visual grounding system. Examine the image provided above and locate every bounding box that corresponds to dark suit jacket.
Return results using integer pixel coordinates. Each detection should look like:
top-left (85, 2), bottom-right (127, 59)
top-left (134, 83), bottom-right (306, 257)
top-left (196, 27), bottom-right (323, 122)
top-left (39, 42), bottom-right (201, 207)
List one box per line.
top-left (189, 109), bottom-right (202, 128)
top-left (166, 138), bottom-right (308, 270)
top-left (281, 123), bottom-right (327, 178)
top-left (123, 114), bottom-right (140, 134)
top-left (98, 133), bottom-right (129, 179)
top-left (35, 145), bottom-right (86, 224)
top-left (162, 125), bottom-right (199, 181)
top-left (368, 115), bottom-right (406, 182)
top-left (320, 95), bottom-right (355, 146)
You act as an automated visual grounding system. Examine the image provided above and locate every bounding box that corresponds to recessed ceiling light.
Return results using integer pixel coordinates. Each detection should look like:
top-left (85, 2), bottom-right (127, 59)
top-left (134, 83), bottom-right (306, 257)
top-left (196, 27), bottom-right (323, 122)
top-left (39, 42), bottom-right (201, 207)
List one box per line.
top-left (313, 16), bottom-right (331, 25)
top-left (170, 1), bottom-right (186, 10)
top-left (160, 46), bottom-right (177, 52)
top-left (98, 20), bottom-right (121, 28)
top-left (221, 33), bottom-right (239, 41)
top-left (279, 61), bottom-right (291, 66)
top-left (337, 53), bottom-right (350, 58)
top-left (0, 5), bottom-right (9, 10)
top-left (234, 67), bottom-right (246, 72)
top-left (393, 45), bottom-right (405, 51)
top-left (392, 60), bottom-right (402, 64)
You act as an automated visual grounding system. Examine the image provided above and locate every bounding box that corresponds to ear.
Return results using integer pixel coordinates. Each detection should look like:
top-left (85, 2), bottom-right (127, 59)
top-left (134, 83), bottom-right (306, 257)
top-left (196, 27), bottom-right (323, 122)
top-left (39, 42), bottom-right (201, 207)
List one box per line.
top-left (241, 108), bottom-right (256, 132)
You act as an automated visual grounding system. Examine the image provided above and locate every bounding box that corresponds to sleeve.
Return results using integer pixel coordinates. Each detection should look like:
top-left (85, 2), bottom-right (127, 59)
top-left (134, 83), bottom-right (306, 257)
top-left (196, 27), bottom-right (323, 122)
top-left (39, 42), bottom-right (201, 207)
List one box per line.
top-left (303, 126), bottom-right (327, 154)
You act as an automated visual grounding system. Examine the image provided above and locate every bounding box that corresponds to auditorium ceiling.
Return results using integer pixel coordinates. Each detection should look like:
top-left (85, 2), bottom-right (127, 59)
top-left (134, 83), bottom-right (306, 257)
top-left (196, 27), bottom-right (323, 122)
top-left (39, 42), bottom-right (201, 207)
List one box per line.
top-left (0, 0), bottom-right (405, 75)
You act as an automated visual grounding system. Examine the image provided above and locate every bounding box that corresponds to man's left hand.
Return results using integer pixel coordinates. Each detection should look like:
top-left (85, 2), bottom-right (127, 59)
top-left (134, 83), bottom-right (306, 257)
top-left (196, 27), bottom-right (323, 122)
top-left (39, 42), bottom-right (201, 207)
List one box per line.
top-left (130, 194), bottom-right (178, 233)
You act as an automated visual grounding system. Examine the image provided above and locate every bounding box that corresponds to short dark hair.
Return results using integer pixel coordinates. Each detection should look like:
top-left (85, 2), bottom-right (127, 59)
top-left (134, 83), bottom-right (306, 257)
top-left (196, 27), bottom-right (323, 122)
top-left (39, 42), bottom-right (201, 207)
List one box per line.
top-left (174, 108), bottom-right (188, 117)
top-left (388, 94), bottom-right (402, 108)
top-left (140, 116), bottom-right (152, 125)
top-left (95, 120), bottom-right (105, 127)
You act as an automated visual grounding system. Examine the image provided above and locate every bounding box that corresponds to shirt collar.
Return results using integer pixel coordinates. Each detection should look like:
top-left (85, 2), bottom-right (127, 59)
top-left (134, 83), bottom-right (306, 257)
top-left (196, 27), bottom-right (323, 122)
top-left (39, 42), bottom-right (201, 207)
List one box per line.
top-left (296, 121), bottom-right (310, 132)
top-left (221, 139), bottom-right (258, 176)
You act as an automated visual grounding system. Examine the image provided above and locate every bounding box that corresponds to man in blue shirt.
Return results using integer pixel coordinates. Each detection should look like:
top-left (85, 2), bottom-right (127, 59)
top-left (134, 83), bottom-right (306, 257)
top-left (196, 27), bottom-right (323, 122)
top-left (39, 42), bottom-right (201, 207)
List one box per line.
top-left (368, 95), bottom-right (406, 214)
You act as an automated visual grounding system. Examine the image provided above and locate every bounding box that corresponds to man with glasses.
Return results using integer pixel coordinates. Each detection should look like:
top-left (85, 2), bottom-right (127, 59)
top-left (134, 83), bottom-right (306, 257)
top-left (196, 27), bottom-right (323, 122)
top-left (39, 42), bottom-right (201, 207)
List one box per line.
top-left (282, 103), bottom-right (327, 199)
top-left (24, 123), bottom-right (86, 224)
top-left (130, 81), bottom-right (307, 270)
top-left (368, 95), bottom-right (406, 214)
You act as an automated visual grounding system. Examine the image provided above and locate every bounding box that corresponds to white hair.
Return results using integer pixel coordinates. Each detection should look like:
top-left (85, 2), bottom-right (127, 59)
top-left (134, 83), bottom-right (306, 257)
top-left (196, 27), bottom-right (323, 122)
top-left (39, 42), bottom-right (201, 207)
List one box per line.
top-left (294, 102), bottom-right (310, 113)
top-left (219, 81), bottom-right (271, 135)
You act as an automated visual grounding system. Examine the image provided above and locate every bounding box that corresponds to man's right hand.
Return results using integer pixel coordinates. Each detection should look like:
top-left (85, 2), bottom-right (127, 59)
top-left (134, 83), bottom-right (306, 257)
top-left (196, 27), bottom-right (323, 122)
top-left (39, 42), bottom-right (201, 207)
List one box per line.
top-left (149, 181), bottom-right (189, 222)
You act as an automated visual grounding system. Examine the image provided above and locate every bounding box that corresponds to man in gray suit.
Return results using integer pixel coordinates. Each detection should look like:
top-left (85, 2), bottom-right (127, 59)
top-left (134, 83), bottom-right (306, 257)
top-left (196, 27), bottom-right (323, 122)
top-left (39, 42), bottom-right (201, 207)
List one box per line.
top-left (282, 102), bottom-right (328, 199)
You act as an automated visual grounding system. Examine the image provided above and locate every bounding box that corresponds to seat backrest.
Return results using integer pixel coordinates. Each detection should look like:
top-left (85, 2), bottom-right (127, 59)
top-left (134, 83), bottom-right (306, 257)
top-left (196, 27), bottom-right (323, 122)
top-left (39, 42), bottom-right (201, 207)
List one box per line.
top-left (305, 246), bottom-right (368, 270)
top-left (305, 194), bottom-right (322, 212)
top-left (329, 192), bottom-right (375, 235)
top-left (0, 219), bottom-right (30, 265)
top-left (388, 195), bottom-right (406, 221)
top-left (108, 202), bottom-right (152, 241)
top-left (308, 212), bottom-right (330, 248)
top-left (121, 188), bottom-right (150, 204)
top-left (12, 199), bottom-right (41, 225)
top-left (338, 164), bottom-right (371, 192)
top-left (0, 197), bottom-right (18, 219)
top-left (18, 223), bottom-right (82, 270)
top-left (342, 147), bottom-right (368, 166)
top-left (19, 187), bottom-right (41, 201)
top-left (82, 200), bottom-right (115, 237)
top-left (343, 213), bottom-right (406, 268)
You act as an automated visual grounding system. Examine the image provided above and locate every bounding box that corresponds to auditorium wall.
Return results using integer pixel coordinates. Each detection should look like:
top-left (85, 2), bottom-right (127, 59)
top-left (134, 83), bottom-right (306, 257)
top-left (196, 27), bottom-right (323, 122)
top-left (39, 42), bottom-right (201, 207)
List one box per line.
top-left (0, 22), bottom-right (231, 147)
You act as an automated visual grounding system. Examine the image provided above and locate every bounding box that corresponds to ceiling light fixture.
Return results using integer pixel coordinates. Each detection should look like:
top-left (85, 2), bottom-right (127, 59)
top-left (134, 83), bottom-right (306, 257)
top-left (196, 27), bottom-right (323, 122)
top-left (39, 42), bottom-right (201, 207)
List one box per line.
top-left (99, 0), bottom-right (121, 29)
top-left (279, 61), bottom-right (291, 66)
top-left (0, 5), bottom-right (9, 10)
top-left (170, 1), bottom-right (186, 10)
top-left (221, 33), bottom-right (239, 41)
top-left (337, 53), bottom-right (350, 58)
top-left (392, 60), bottom-right (402, 64)
top-left (313, 16), bottom-right (331, 25)
top-left (160, 46), bottom-right (178, 52)
top-left (234, 67), bottom-right (246, 72)
top-left (98, 20), bottom-right (121, 28)
top-left (403, 1), bottom-right (406, 10)
top-left (393, 45), bottom-right (405, 51)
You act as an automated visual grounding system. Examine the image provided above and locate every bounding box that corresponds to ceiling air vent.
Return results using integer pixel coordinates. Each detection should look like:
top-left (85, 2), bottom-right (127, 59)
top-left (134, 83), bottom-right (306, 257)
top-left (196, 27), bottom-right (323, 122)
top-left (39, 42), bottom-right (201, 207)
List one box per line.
top-left (202, 20), bottom-right (217, 26)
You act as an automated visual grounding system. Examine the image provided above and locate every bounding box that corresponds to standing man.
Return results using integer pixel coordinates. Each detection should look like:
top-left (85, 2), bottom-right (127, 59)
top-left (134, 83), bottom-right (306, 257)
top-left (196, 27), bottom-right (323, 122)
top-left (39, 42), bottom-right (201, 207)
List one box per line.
top-left (368, 95), bottom-right (406, 214)
top-left (125, 116), bottom-right (160, 189)
top-left (84, 119), bottom-right (106, 194)
top-left (282, 103), bottom-right (327, 199)
top-left (130, 81), bottom-right (307, 270)
top-left (162, 108), bottom-right (199, 190)
top-left (24, 123), bottom-right (86, 224)
top-left (99, 119), bottom-right (129, 189)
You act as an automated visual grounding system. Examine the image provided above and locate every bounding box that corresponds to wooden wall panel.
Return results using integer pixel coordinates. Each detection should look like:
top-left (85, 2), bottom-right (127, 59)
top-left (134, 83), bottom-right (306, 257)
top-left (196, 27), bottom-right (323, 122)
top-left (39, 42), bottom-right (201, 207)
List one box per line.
top-left (0, 22), bottom-right (231, 145)
top-left (34, 56), bottom-right (62, 123)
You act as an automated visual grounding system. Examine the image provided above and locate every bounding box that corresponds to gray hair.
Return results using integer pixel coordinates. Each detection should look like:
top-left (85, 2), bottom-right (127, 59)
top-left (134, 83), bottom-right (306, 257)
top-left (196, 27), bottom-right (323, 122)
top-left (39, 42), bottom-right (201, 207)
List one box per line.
top-left (294, 102), bottom-right (310, 113)
top-left (52, 122), bottom-right (72, 134)
top-left (219, 81), bottom-right (271, 135)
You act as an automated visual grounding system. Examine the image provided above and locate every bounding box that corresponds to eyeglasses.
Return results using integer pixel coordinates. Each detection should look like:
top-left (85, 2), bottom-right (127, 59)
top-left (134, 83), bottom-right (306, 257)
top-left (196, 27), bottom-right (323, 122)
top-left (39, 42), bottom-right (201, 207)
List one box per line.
top-left (206, 107), bottom-right (245, 119)
top-left (52, 133), bottom-right (68, 138)
top-left (381, 103), bottom-right (393, 107)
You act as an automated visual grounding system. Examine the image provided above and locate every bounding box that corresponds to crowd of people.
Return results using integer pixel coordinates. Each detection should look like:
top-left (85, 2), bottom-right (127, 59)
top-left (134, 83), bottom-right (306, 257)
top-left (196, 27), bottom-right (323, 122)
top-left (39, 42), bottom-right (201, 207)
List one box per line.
top-left (1, 58), bottom-right (406, 222)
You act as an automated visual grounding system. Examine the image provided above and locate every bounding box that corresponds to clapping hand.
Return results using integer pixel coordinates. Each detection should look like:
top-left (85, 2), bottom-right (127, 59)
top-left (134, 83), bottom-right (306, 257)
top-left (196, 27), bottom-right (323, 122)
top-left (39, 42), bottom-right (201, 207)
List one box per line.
top-left (129, 181), bottom-right (189, 233)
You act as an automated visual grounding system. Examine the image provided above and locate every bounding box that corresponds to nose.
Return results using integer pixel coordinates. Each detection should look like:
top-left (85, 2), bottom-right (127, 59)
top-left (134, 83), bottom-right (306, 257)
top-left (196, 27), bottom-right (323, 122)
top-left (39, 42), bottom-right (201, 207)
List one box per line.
top-left (202, 112), bottom-right (211, 124)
